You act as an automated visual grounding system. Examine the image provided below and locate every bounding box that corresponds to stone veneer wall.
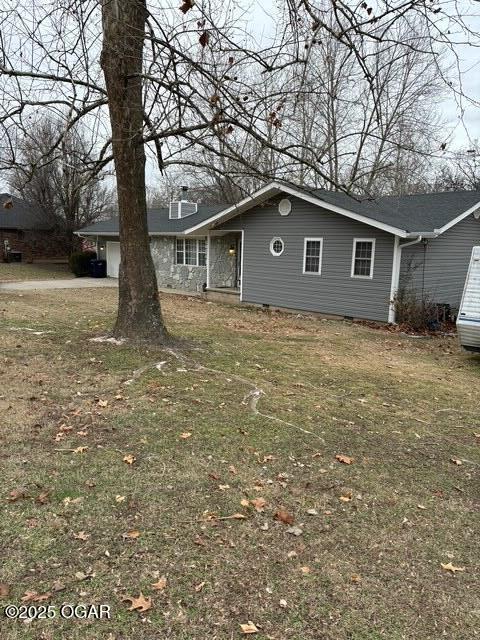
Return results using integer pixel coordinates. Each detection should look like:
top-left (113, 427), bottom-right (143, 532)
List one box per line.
top-left (150, 236), bottom-right (207, 292)
top-left (97, 234), bottom-right (239, 292)
top-left (209, 234), bottom-right (238, 288)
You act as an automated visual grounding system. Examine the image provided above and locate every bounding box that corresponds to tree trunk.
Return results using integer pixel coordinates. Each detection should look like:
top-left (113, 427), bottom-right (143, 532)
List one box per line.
top-left (100, 0), bottom-right (168, 343)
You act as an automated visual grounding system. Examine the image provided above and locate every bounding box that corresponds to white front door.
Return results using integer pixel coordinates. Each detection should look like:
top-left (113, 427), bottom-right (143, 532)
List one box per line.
top-left (106, 241), bottom-right (120, 278)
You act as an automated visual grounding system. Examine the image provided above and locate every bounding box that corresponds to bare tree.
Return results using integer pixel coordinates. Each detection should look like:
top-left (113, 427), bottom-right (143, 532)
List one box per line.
top-left (0, 0), bottom-right (477, 342)
top-left (9, 118), bottom-right (111, 251)
top-left (434, 145), bottom-right (480, 191)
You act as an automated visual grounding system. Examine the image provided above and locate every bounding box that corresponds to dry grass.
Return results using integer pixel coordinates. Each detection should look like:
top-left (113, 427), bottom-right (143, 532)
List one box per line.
top-left (0, 289), bottom-right (479, 640)
top-left (0, 262), bottom-right (72, 281)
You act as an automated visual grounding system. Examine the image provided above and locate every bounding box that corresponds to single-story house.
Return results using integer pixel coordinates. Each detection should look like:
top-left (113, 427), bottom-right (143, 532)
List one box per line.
top-left (77, 182), bottom-right (480, 323)
top-left (0, 193), bottom-right (61, 261)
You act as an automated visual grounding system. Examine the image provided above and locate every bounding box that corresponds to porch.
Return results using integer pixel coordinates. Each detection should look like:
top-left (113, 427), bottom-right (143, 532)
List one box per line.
top-left (206, 231), bottom-right (242, 298)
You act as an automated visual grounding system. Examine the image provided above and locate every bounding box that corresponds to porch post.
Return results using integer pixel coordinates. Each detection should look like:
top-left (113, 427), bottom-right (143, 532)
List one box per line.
top-left (206, 232), bottom-right (211, 290)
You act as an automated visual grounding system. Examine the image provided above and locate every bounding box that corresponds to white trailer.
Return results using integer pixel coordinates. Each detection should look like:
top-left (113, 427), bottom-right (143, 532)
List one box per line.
top-left (457, 246), bottom-right (480, 352)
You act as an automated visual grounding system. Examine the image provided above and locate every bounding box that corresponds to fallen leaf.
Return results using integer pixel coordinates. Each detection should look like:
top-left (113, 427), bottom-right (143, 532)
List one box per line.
top-left (286, 526), bottom-right (303, 536)
top-left (151, 576), bottom-right (167, 591)
top-left (229, 465), bottom-right (237, 475)
top-left (306, 508), bottom-right (318, 516)
top-left (336, 454), bottom-right (354, 465)
top-left (115, 495), bottom-right (126, 503)
top-left (35, 491), bottom-right (50, 505)
top-left (300, 566), bottom-right (311, 574)
top-left (51, 580), bottom-right (66, 592)
top-left (240, 498), bottom-right (250, 508)
top-left (417, 504), bottom-right (427, 510)
top-left (194, 581), bottom-right (205, 592)
top-left (441, 562), bottom-right (465, 573)
top-left (0, 583), bottom-right (10, 598)
top-left (97, 399), bottom-right (108, 407)
top-left (279, 598), bottom-right (288, 608)
top-left (180, 432), bottom-right (192, 439)
top-left (75, 570), bottom-right (95, 581)
top-left (122, 593), bottom-right (152, 613)
top-left (251, 497), bottom-right (266, 512)
top-left (450, 458), bottom-right (462, 466)
top-left (63, 496), bottom-right (83, 506)
top-left (6, 489), bottom-right (28, 502)
top-left (218, 484), bottom-right (230, 491)
top-left (123, 454), bottom-right (136, 465)
top-left (72, 446), bottom-right (88, 454)
top-left (339, 493), bottom-right (352, 502)
top-left (351, 574), bottom-right (362, 583)
top-left (275, 509), bottom-right (294, 525)
top-left (73, 531), bottom-right (90, 541)
top-left (21, 591), bottom-right (52, 603)
top-left (240, 621), bottom-right (259, 634)
top-left (124, 530), bottom-right (141, 540)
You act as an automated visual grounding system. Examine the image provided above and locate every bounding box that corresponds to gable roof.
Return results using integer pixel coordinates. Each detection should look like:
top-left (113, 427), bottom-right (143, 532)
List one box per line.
top-left (0, 193), bottom-right (52, 230)
top-left (183, 182), bottom-right (480, 238)
top-left (76, 183), bottom-right (480, 239)
top-left (78, 204), bottom-right (227, 236)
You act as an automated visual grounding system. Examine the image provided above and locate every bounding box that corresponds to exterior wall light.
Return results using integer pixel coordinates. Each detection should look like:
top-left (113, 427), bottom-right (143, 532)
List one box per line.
top-left (228, 245), bottom-right (236, 256)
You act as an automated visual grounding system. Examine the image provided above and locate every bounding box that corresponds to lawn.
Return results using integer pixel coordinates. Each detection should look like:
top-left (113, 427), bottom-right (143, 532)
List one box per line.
top-left (0, 289), bottom-right (478, 640)
top-left (0, 261), bottom-right (72, 281)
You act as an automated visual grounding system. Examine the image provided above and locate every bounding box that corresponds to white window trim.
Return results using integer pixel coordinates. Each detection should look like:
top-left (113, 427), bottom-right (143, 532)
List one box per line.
top-left (351, 238), bottom-right (375, 279)
top-left (175, 237), bottom-right (207, 267)
top-left (302, 237), bottom-right (323, 275)
top-left (270, 237), bottom-right (284, 256)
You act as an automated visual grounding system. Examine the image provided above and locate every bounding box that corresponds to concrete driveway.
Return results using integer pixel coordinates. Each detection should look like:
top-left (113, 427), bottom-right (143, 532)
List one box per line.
top-left (0, 278), bottom-right (118, 291)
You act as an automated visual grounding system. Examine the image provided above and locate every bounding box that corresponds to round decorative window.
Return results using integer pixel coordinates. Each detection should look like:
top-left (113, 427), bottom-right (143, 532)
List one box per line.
top-left (270, 237), bottom-right (284, 256)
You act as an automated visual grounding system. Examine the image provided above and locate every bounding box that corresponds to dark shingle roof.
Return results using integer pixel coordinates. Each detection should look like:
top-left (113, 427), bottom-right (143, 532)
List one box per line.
top-left (78, 187), bottom-right (480, 236)
top-left (309, 188), bottom-right (480, 233)
top-left (78, 204), bottom-right (227, 235)
top-left (0, 193), bottom-right (51, 230)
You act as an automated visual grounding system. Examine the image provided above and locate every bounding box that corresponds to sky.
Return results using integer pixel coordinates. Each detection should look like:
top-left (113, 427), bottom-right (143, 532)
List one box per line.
top-left (248, 0), bottom-right (480, 147)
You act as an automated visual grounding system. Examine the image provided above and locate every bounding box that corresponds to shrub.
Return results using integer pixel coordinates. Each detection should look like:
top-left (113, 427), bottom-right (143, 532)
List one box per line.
top-left (69, 250), bottom-right (97, 277)
top-left (394, 288), bottom-right (444, 332)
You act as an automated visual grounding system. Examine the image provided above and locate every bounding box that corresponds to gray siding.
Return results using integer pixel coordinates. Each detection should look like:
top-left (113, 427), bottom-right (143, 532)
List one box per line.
top-left (217, 197), bottom-right (395, 322)
top-left (399, 214), bottom-right (480, 311)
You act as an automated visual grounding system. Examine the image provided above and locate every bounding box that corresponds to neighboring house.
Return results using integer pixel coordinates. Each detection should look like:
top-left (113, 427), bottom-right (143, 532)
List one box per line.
top-left (0, 193), bottom-right (60, 261)
top-left (77, 182), bottom-right (480, 323)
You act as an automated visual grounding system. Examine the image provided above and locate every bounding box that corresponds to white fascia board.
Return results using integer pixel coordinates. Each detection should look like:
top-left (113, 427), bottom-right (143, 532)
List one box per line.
top-left (433, 201), bottom-right (480, 235)
top-left (404, 232), bottom-right (438, 239)
top-left (75, 231), bottom-right (119, 236)
top-left (183, 181), bottom-right (409, 237)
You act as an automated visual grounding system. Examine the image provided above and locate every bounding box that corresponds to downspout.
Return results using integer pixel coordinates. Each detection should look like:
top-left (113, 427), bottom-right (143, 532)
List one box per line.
top-left (389, 235), bottom-right (424, 324)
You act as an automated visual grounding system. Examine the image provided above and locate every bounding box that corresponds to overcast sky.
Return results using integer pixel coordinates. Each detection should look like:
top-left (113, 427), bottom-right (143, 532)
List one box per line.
top-left (247, 0), bottom-right (480, 147)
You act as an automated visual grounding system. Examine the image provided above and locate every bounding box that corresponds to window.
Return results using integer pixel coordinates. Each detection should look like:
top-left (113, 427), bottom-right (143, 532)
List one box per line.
top-left (270, 237), bottom-right (284, 256)
top-left (198, 239), bottom-right (207, 266)
top-left (351, 238), bottom-right (375, 278)
top-left (175, 238), bottom-right (207, 266)
top-left (303, 238), bottom-right (323, 274)
top-left (185, 239), bottom-right (197, 265)
top-left (176, 238), bottom-right (184, 264)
